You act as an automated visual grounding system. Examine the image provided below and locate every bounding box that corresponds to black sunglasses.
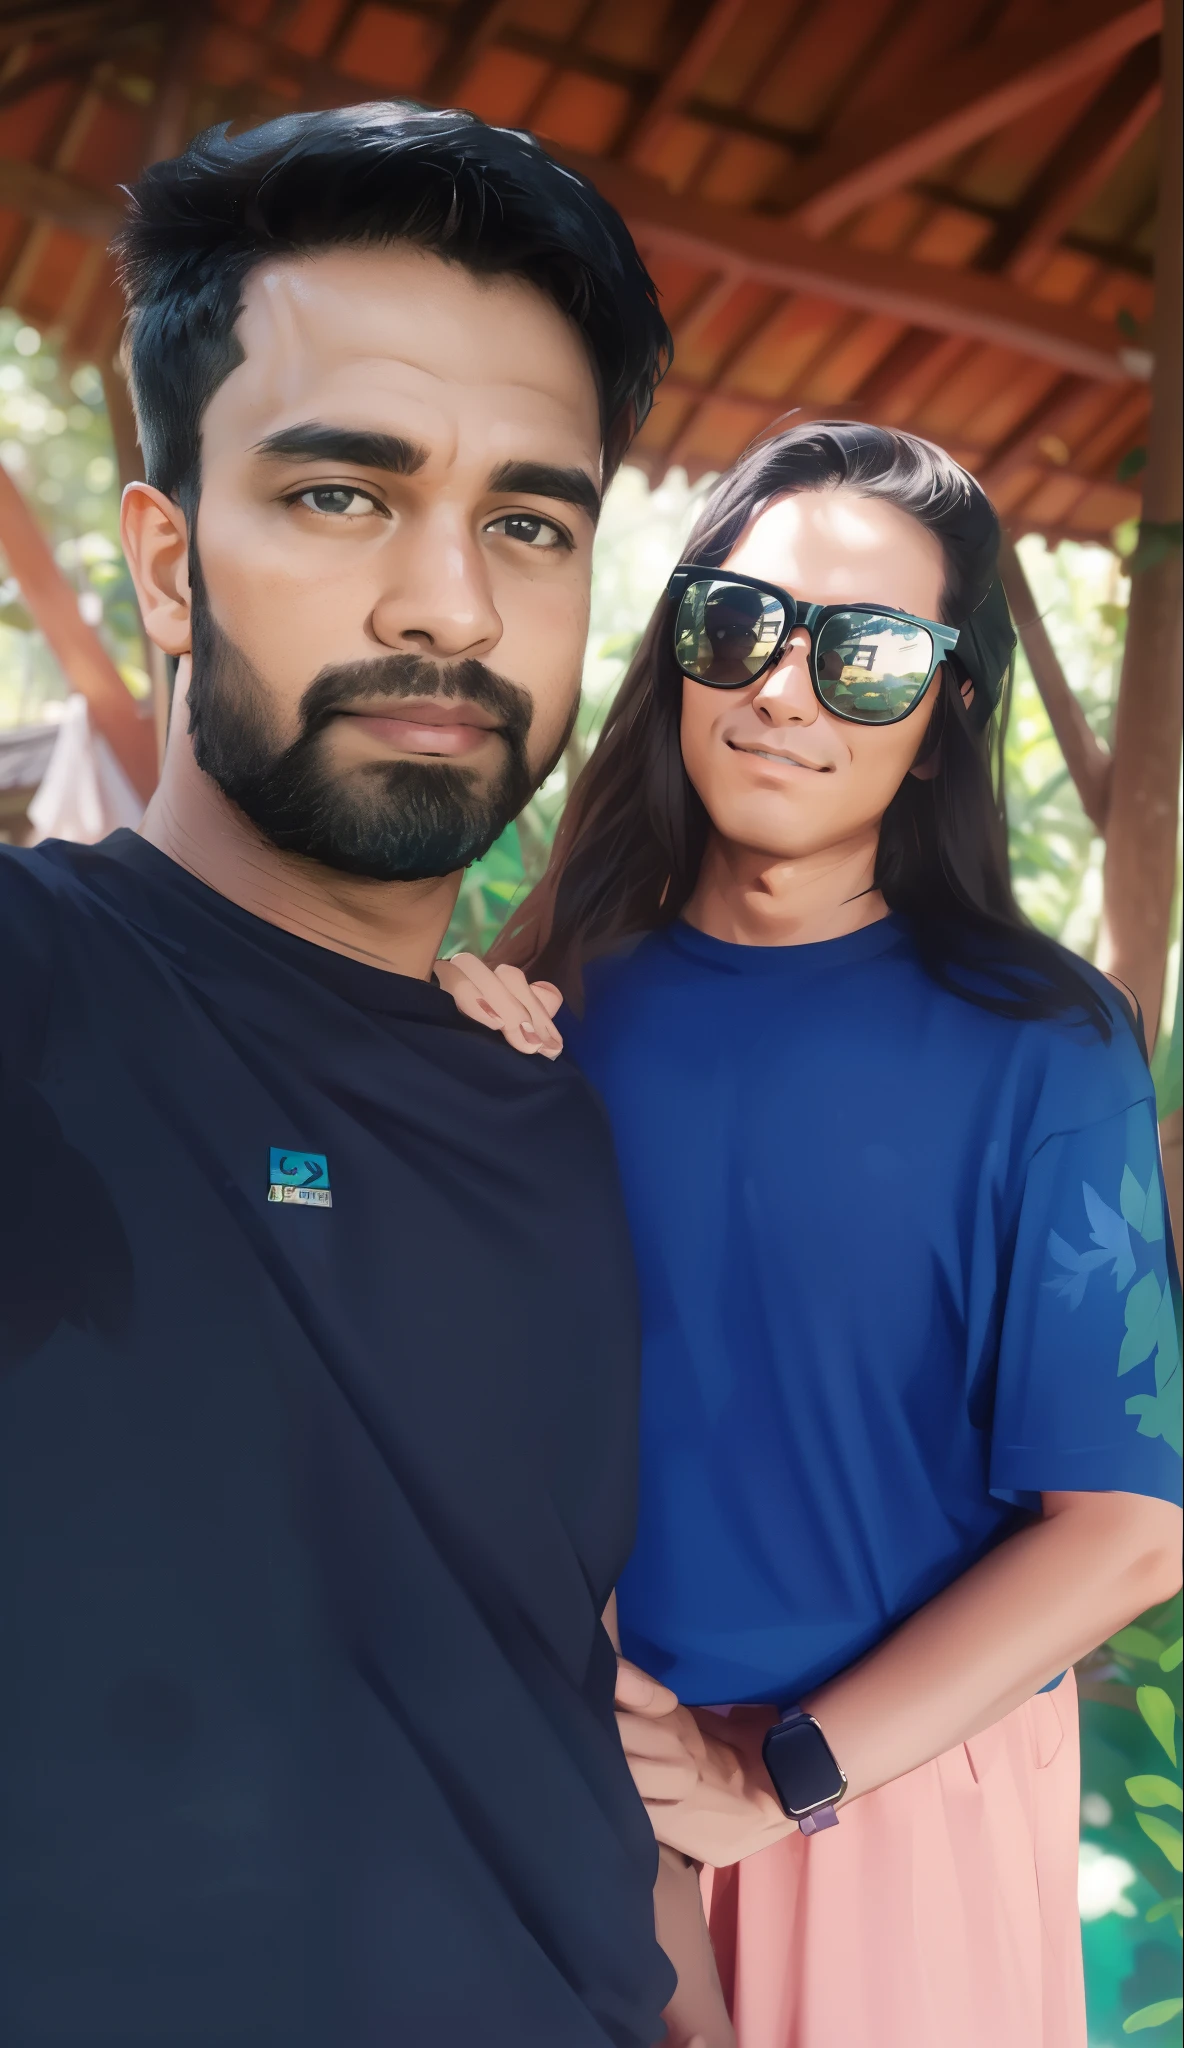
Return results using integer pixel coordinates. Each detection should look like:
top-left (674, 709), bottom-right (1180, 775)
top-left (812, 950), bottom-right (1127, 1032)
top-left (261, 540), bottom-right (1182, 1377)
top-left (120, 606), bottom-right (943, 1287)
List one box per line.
top-left (667, 564), bottom-right (961, 727)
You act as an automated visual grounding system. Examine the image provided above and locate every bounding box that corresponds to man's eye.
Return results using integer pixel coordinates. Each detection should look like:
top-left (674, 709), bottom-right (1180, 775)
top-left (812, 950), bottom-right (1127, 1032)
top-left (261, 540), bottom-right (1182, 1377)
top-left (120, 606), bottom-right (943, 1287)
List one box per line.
top-left (488, 513), bottom-right (568, 551)
top-left (296, 486), bottom-right (379, 518)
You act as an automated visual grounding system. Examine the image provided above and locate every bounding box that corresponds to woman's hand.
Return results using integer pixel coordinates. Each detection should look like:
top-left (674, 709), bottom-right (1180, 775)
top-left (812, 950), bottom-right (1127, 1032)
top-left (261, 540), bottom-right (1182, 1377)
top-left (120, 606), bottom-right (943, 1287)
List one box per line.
top-left (434, 953), bottom-right (564, 1058)
top-left (615, 1659), bottom-right (790, 1868)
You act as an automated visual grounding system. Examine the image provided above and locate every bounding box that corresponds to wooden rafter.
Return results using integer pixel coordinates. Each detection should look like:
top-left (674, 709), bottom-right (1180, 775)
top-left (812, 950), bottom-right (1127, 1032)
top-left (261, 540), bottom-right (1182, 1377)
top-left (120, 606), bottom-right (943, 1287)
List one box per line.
top-left (562, 153), bottom-right (1145, 383)
top-left (0, 156), bottom-right (120, 238)
top-left (982, 42), bottom-right (1163, 278)
top-left (423, 0), bottom-right (515, 106)
top-left (781, 0), bottom-right (1162, 237)
top-left (0, 453), bottom-right (156, 797)
top-left (980, 376), bottom-right (1097, 492)
top-left (623, 0), bottom-right (750, 161)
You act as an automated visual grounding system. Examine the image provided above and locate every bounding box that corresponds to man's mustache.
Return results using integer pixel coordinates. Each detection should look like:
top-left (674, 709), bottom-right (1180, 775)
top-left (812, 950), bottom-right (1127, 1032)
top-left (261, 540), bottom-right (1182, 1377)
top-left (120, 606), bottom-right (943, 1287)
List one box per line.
top-left (297, 654), bottom-right (533, 748)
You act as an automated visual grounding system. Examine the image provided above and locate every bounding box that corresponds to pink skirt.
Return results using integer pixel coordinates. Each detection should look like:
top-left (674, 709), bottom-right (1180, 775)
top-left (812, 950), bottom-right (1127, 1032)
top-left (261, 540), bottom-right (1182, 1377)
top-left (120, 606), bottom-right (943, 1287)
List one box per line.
top-left (700, 1673), bottom-right (1086, 2048)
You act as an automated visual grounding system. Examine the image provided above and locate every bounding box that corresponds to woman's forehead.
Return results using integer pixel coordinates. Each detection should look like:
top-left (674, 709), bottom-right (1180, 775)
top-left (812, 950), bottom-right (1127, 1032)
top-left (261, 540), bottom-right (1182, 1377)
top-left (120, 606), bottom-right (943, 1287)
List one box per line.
top-left (725, 489), bottom-right (946, 615)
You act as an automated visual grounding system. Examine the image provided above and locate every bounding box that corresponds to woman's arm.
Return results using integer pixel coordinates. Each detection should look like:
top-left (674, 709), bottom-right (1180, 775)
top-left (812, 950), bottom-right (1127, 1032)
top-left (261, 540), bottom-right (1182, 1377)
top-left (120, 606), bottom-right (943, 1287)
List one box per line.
top-left (603, 1598), bottom-right (735, 2048)
top-left (615, 1489), bottom-right (1182, 1866)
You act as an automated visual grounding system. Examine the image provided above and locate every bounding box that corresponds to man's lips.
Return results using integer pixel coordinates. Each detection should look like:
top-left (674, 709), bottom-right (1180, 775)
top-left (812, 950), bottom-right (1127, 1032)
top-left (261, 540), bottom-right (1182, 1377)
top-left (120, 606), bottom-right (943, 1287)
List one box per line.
top-left (339, 700), bottom-right (503, 758)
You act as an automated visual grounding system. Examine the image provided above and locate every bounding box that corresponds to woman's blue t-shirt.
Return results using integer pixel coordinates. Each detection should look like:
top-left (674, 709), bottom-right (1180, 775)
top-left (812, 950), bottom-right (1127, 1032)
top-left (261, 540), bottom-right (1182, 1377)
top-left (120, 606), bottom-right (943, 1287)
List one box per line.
top-left (562, 916), bottom-right (1182, 1709)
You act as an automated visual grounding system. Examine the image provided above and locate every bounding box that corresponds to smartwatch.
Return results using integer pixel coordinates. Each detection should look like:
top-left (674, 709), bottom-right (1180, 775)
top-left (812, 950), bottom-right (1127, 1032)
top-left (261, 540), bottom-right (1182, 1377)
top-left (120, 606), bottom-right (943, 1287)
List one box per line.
top-left (761, 1705), bottom-right (847, 1834)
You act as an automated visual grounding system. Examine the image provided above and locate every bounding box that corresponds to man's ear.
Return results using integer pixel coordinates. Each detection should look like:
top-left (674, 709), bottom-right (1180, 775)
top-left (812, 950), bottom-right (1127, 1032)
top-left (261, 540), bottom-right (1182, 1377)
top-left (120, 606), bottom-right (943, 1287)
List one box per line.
top-left (120, 482), bottom-right (192, 657)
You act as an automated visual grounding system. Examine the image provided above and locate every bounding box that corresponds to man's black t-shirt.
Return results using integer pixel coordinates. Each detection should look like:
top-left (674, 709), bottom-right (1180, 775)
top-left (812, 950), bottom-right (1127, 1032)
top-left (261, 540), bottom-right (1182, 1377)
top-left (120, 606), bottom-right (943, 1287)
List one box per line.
top-left (0, 832), bottom-right (672, 2048)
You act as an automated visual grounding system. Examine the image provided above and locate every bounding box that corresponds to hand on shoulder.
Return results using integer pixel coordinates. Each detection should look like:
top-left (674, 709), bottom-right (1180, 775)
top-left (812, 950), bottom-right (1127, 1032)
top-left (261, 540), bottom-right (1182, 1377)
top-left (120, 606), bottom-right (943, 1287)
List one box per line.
top-left (434, 953), bottom-right (564, 1059)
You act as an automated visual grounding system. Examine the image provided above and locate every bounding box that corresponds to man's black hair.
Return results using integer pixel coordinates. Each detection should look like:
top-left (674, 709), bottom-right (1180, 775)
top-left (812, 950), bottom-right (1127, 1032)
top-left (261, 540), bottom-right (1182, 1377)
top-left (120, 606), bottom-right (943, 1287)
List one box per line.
top-left (115, 101), bottom-right (671, 506)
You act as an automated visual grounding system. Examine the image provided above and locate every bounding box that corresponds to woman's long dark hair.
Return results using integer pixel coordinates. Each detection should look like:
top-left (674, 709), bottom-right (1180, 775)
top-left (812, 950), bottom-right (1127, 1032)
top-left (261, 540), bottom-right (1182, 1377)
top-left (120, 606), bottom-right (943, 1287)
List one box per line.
top-left (494, 421), bottom-right (1110, 1035)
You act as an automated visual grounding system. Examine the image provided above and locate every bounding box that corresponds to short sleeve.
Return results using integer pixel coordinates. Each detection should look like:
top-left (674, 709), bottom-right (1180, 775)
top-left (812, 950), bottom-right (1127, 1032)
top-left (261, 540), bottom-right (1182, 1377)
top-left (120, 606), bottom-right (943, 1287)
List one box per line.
top-left (990, 1095), bottom-right (1182, 1506)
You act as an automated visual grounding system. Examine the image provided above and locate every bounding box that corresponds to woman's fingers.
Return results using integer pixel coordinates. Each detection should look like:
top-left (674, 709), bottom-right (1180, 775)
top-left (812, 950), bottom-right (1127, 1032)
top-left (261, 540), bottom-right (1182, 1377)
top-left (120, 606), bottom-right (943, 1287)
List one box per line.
top-left (615, 1658), bottom-right (681, 1717)
top-left (492, 963), bottom-right (564, 1053)
top-left (434, 954), bottom-right (560, 1057)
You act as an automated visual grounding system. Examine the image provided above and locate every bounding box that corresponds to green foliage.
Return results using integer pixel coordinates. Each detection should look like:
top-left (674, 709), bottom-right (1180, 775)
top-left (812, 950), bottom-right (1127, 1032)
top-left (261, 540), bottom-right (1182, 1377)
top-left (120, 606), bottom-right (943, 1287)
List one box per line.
top-left (1003, 535), bottom-right (1125, 955)
top-left (1127, 1777), bottom-right (1184, 1813)
top-left (1104, 1597), bottom-right (1184, 1853)
top-left (1139, 1687), bottom-right (1180, 1767)
top-left (1125, 1999), bottom-right (1184, 2033)
top-left (0, 312), bottom-right (145, 724)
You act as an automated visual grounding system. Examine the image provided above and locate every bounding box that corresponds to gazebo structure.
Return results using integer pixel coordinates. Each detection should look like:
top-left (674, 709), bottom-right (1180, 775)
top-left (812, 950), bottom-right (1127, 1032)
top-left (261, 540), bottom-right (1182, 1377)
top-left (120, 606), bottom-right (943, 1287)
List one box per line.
top-left (0, 0), bottom-right (1179, 1073)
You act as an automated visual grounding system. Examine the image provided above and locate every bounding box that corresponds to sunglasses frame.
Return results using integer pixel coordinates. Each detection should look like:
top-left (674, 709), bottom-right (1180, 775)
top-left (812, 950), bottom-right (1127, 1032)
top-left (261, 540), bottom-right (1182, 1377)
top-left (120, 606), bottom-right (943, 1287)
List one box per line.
top-left (666, 563), bottom-right (961, 727)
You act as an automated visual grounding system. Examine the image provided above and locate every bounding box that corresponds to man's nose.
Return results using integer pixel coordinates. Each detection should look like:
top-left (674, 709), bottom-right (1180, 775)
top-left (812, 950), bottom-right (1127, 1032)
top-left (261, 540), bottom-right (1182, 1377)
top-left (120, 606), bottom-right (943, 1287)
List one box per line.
top-left (753, 631), bottom-right (817, 724)
top-left (369, 510), bottom-right (502, 661)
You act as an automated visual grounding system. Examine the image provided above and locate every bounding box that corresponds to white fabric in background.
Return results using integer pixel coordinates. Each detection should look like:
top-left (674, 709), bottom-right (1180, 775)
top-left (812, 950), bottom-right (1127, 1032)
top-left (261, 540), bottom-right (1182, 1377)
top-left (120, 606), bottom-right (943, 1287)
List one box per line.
top-left (27, 693), bottom-right (143, 844)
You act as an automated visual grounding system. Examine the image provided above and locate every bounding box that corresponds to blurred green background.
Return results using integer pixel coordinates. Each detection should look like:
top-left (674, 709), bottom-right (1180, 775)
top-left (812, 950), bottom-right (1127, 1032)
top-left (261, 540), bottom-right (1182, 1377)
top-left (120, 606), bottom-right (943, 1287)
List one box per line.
top-left (0, 305), bottom-right (1180, 2045)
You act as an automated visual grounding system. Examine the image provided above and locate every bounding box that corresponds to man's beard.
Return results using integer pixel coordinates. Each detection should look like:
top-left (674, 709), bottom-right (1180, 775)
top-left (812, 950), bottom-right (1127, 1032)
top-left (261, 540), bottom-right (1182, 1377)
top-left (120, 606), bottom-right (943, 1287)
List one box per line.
top-left (186, 570), bottom-right (559, 883)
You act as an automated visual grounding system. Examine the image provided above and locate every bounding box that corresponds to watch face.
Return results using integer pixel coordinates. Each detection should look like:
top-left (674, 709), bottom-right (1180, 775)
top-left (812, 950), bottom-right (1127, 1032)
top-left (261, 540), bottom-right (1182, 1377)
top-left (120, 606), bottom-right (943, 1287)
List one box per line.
top-left (764, 1717), bottom-right (845, 1816)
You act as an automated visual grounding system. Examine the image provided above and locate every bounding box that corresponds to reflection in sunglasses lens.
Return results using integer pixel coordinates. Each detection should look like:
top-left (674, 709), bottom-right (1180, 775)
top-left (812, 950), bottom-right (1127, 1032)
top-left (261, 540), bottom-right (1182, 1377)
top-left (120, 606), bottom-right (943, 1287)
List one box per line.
top-left (815, 612), bottom-right (933, 722)
top-left (675, 580), bottom-right (786, 687)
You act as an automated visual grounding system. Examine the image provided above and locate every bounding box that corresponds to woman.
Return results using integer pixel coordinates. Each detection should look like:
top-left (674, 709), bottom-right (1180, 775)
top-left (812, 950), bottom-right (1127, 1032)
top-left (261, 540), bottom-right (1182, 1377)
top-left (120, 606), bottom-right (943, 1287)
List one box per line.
top-left (439, 423), bottom-right (1182, 2048)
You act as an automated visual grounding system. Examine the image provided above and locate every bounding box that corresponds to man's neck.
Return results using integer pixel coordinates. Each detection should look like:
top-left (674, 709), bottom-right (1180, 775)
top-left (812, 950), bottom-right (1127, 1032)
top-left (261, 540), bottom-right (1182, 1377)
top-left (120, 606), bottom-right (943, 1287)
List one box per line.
top-left (139, 729), bottom-right (461, 982)
top-left (683, 828), bottom-right (889, 948)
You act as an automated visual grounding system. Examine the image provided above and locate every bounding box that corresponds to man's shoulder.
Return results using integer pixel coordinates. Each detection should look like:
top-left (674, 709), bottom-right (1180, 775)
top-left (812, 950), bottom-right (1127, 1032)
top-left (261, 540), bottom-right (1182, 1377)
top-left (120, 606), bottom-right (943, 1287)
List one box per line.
top-left (0, 833), bottom-right (131, 914)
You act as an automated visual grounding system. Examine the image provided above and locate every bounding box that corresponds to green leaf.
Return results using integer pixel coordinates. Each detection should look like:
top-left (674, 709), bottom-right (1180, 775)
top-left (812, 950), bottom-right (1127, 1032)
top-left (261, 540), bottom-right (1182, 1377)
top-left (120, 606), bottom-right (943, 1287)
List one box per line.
top-left (1129, 520), bottom-right (1184, 575)
top-left (1117, 445), bottom-right (1148, 483)
top-left (1137, 1686), bottom-right (1179, 1763)
top-left (1139, 1173), bottom-right (1165, 1244)
top-left (1135, 1812), bottom-right (1183, 1868)
top-left (1124, 1998), bottom-right (1184, 2032)
top-left (1155, 1288), bottom-right (1180, 1394)
top-left (1121, 1166), bottom-right (1147, 1231)
top-left (1161, 1639), bottom-right (1184, 1673)
top-left (1112, 1626), bottom-right (1173, 1662)
top-left (1145, 1897), bottom-right (1183, 1933)
top-left (1127, 1387), bottom-right (1184, 1455)
top-left (1120, 1273), bottom-right (1164, 1374)
top-left (1126, 1775), bottom-right (1184, 1811)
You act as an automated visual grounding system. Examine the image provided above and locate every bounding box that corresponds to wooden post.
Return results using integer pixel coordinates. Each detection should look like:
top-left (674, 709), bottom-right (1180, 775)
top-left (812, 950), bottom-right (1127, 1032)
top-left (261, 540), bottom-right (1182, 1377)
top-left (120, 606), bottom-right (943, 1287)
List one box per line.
top-left (1097, 0), bottom-right (1183, 1047)
top-left (0, 458), bottom-right (157, 801)
top-left (997, 535), bottom-right (1113, 831)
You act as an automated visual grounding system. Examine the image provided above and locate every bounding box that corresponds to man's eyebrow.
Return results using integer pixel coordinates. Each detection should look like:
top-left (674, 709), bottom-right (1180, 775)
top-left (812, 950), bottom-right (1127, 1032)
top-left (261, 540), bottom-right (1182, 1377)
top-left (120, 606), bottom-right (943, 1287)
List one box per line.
top-left (487, 461), bottom-right (601, 525)
top-left (252, 423), bottom-right (429, 473)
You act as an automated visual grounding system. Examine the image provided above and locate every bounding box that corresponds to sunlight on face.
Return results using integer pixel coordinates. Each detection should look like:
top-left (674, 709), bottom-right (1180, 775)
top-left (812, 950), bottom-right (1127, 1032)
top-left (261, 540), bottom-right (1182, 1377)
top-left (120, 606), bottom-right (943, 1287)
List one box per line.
top-left (680, 486), bottom-right (949, 867)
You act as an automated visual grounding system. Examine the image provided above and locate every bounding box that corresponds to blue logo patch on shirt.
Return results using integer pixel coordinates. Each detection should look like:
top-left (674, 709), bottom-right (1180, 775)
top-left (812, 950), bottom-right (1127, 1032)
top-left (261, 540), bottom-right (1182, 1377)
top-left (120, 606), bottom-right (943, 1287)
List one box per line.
top-left (268, 1148), bottom-right (332, 1208)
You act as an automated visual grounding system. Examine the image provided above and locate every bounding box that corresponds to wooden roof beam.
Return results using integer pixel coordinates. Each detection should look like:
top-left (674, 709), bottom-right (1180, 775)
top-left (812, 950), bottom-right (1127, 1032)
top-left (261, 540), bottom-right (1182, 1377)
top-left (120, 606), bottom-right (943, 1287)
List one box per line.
top-left (0, 454), bottom-right (156, 799)
top-left (423, 0), bottom-right (517, 106)
top-left (0, 156), bottom-right (119, 238)
top-left (624, 0), bottom-right (750, 159)
top-left (781, 0), bottom-right (1162, 238)
top-left (984, 42), bottom-right (1162, 279)
top-left (565, 153), bottom-right (1145, 383)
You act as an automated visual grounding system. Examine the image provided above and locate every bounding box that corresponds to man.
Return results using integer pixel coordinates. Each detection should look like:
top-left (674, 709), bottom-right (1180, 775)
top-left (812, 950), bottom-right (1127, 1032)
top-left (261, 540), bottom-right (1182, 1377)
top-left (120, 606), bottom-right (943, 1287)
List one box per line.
top-left (0, 105), bottom-right (674, 2047)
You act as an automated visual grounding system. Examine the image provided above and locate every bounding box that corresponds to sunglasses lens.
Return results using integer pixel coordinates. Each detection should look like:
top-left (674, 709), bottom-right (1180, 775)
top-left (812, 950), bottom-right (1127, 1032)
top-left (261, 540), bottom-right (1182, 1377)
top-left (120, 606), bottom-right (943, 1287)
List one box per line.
top-left (814, 613), bottom-right (935, 723)
top-left (674, 578), bottom-right (786, 687)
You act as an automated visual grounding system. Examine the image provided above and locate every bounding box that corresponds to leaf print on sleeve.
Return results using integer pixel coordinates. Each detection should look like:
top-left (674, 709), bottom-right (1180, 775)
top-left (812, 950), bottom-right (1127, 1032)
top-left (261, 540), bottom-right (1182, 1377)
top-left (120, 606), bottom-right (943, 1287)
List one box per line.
top-left (1082, 1183), bottom-right (1136, 1288)
top-left (1126, 1285), bottom-right (1183, 1456)
top-left (1120, 1164), bottom-right (1165, 1244)
top-left (1047, 1230), bottom-right (1111, 1309)
top-left (1118, 1273), bottom-right (1163, 1374)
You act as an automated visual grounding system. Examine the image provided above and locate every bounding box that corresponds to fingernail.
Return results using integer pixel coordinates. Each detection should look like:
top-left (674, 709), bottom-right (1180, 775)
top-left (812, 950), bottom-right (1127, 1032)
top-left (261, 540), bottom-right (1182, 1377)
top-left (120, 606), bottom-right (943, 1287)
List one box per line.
top-left (521, 1028), bottom-right (541, 1044)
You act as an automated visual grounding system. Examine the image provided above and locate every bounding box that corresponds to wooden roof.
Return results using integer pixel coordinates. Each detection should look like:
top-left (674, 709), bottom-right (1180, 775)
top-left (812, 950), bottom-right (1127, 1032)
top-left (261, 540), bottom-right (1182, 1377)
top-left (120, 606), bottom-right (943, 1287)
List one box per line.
top-left (0, 0), bottom-right (1164, 542)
